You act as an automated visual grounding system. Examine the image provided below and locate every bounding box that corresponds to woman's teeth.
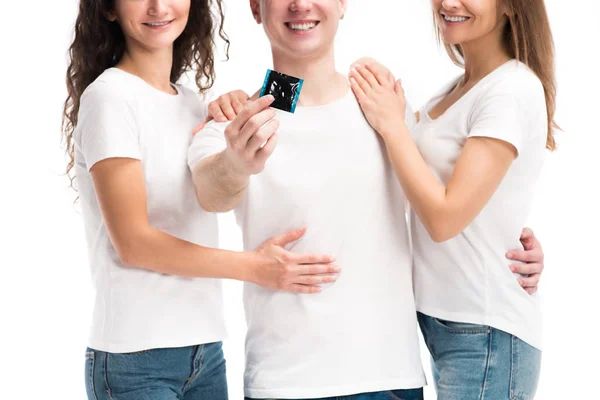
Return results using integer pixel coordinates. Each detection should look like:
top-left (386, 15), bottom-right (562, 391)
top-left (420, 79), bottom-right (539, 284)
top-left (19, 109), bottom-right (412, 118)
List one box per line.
top-left (443, 15), bottom-right (469, 23)
top-left (288, 22), bottom-right (318, 31)
top-left (145, 21), bottom-right (171, 27)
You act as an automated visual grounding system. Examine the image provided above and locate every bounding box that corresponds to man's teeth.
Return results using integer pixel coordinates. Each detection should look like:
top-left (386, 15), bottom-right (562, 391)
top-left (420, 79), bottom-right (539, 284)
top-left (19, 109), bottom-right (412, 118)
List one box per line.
top-left (289, 22), bottom-right (317, 31)
top-left (146, 21), bottom-right (170, 27)
top-left (443, 15), bottom-right (469, 23)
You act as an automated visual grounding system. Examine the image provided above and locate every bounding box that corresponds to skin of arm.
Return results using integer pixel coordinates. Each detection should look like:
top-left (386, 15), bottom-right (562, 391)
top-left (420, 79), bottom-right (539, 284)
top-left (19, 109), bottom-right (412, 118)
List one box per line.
top-left (91, 157), bottom-right (251, 278)
top-left (91, 157), bottom-right (340, 293)
top-left (349, 63), bottom-right (517, 243)
top-left (192, 152), bottom-right (250, 213)
top-left (191, 95), bottom-right (278, 213)
top-left (202, 73), bottom-right (546, 294)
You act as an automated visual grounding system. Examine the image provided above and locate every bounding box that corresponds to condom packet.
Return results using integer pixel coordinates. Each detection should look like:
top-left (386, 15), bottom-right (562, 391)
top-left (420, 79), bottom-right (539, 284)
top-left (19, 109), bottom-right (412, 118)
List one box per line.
top-left (259, 69), bottom-right (304, 113)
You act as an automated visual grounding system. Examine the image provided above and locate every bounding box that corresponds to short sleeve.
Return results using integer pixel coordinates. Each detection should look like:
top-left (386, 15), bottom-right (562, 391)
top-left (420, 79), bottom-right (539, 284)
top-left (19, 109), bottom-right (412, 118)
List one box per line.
top-left (76, 85), bottom-right (141, 171)
top-left (187, 121), bottom-right (229, 172)
top-left (404, 101), bottom-right (417, 130)
top-left (468, 78), bottom-right (543, 156)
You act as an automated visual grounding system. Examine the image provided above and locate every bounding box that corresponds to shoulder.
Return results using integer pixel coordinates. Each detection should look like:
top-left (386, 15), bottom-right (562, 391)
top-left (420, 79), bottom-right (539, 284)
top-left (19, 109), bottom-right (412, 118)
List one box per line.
top-left (483, 60), bottom-right (545, 104)
top-left (174, 84), bottom-right (210, 120)
top-left (81, 69), bottom-right (136, 108)
top-left (75, 70), bottom-right (139, 143)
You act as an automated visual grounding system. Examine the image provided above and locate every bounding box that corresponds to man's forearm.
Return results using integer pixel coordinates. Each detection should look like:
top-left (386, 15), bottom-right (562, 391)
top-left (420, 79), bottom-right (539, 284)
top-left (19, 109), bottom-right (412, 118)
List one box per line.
top-left (192, 151), bottom-right (250, 212)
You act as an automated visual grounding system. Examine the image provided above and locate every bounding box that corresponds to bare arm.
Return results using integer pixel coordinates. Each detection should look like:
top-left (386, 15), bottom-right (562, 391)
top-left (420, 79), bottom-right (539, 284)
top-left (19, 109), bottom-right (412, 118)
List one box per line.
top-left (349, 58), bottom-right (545, 293)
top-left (192, 152), bottom-right (250, 213)
top-left (191, 95), bottom-right (278, 213)
top-left (384, 128), bottom-right (515, 242)
top-left (350, 63), bottom-right (517, 242)
top-left (92, 157), bottom-right (249, 277)
top-left (91, 157), bottom-right (340, 293)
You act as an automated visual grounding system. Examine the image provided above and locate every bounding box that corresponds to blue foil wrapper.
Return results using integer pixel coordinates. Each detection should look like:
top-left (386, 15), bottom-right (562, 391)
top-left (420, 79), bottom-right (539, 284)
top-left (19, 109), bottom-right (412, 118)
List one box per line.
top-left (259, 69), bottom-right (304, 113)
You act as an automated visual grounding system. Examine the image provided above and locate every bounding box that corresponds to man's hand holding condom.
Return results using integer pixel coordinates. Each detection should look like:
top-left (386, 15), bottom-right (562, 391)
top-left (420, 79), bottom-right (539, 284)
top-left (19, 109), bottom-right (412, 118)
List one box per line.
top-left (222, 94), bottom-right (279, 177)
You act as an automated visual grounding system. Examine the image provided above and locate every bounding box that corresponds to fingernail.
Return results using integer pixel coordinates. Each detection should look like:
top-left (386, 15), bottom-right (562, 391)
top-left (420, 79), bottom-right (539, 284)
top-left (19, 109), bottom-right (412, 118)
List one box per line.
top-left (510, 266), bottom-right (516, 272)
top-left (518, 279), bottom-right (524, 286)
top-left (507, 252), bottom-right (514, 259)
top-left (333, 266), bottom-right (341, 272)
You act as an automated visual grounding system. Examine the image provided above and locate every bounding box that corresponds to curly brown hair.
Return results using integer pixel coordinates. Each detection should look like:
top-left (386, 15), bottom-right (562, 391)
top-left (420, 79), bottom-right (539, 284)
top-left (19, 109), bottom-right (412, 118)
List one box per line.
top-left (62, 0), bottom-right (230, 187)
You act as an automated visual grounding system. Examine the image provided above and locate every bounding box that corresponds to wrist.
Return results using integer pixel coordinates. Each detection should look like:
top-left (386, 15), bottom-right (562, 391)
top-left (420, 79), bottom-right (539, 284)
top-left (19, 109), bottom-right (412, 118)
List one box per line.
top-left (380, 118), bottom-right (408, 142)
top-left (220, 151), bottom-right (250, 182)
top-left (229, 251), bottom-right (258, 283)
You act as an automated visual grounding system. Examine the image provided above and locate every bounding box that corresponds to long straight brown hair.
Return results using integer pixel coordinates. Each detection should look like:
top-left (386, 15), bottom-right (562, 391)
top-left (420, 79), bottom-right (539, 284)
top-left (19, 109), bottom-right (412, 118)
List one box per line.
top-left (436, 0), bottom-right (558, 151)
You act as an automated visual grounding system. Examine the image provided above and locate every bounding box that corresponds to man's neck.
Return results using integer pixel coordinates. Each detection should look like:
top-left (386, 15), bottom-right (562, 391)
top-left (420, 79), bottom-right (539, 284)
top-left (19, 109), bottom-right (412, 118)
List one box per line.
top-left (271, 47), bottom-right (348, 107)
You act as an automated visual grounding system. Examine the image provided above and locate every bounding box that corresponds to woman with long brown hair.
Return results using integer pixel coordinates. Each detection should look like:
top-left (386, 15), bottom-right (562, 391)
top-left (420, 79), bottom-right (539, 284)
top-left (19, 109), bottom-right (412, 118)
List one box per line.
top-left (349, 0), bottom-right (555, 398)
top-left (62, 1), bottom-right (341, 398)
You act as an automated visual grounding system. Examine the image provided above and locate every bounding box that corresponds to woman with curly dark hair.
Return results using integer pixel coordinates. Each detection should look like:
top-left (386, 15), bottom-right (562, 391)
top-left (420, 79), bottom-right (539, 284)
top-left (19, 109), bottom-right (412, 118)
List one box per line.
top-left (62, 1), bottom-right (341, 398)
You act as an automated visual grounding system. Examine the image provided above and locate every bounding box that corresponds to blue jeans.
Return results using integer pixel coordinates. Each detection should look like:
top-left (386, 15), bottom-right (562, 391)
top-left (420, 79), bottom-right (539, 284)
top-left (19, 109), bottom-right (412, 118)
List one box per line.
top-left (85, 342), bottom-right (228, 400)
top-left (418, 312), bottom-right (541, 400)
top-left (245, 388), bottom-right (423, 400)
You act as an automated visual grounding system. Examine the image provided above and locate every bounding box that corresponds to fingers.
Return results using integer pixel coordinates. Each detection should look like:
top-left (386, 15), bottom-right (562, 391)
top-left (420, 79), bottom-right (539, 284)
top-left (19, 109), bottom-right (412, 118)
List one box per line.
top-left (295, 273), bottom-right (340, 286)
top-left (271, 227), bottom-right (307, 247)
top-left (294, 263), bottom-right (342, 275)
top-left (349, 77), bottom-right (366, 102)
top-left (510, 262), bottom-right (543, 276)
top-left (221, 98), bottom-right (237, 121)
top-left (525, 287), bottom-right (538, 295)
top-left (356, 65), bottom-right (380, 89)
top-left (394, 79), bottom-right (405, 96)
top-left (349, 67), bottom-right (371, 97)
top-left (244, 115), bottom-right (280, 153)
top-left (208, 100), bottom-right (228, 123)
top-left (232, 98), bottom-right (245, 115)
top-left (288, 284), bottom-right (323, 294)
top-left (351, 56), bottom-right (378, 69)
top-left (290, 252), bottom-right (337, 265)
top-left (192, 117), bottom-right (211, 136)
top-left (520, 227), bottom-right (535, 240)
top-left (228, 95), bottom-right (275, 134)
top-left (519, 227), bottom-right (542, 252)
top-left (364, 63), bottom-right (394, 88)
top-left (351, 57), bottom-right (394, 86)
top-left (232, 90), bottom-right (250, 114)
top-left (506, 248), bottom-right (543, 264)
top-left (286, 272), bottom-right (341, 294)
top-left (518, 274), bottom-right (541, 289)
top-left (256, 132), bottom-right (278, 163)
top-left (210, 90), bottom-right (250, 122)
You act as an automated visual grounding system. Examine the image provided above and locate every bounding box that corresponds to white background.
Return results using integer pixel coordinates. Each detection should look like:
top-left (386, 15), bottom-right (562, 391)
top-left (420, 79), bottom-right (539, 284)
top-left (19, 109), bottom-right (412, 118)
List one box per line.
top-left (1, 0), bottom-right (598, 398)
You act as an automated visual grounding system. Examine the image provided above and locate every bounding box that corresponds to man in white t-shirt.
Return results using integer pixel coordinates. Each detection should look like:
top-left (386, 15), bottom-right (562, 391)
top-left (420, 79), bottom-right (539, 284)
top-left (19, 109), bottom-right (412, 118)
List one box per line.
top-left (188, 1), bottom-right (426, 399)
top-left (188, 1), bottom-right (545, 399)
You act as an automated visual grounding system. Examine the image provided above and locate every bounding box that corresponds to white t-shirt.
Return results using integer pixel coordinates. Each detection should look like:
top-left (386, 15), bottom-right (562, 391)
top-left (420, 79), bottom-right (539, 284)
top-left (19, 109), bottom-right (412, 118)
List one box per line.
top-left (74, 68), bottom-right (226, 353)
top-left (411, 60), bottom-right (547, 349)
top-left (188, 89), bottom-right (426, 399)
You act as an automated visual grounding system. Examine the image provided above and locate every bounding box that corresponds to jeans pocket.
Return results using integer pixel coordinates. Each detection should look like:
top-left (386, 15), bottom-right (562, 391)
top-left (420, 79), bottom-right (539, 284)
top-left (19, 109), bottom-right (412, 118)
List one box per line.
top-left (432, 317), bottom-right (491, 334)
top-left (85, 350), bottom-right (98, 400)
top-left (510, 337), bottom-right (542, 400)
